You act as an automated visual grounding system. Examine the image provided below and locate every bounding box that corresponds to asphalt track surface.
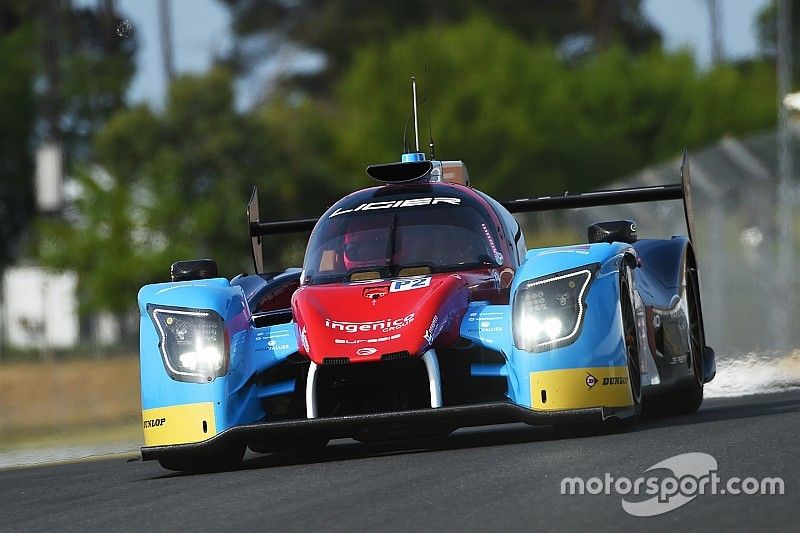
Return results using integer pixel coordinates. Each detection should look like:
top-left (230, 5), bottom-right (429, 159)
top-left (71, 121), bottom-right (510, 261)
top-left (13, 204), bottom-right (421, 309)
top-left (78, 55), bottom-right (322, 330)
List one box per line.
top-left (1, 390), bottom-right (798, 532)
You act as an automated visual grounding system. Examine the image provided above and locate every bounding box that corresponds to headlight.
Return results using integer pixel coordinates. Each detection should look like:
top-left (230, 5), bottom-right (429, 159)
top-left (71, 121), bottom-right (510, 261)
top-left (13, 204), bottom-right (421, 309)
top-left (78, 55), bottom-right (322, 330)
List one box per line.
top-left (513, 265), bottom-right (598, 352)
top-left (148, 306), bottom-right (228, 382)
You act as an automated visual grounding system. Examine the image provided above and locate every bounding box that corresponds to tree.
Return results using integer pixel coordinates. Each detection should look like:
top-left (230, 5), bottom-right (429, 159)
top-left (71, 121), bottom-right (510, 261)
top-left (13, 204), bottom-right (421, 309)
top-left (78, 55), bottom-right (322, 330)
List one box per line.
top-left (333, 17), bottom-right (776, 198)
top-left (219, 0), bottom-right (661, 97)
top-left (0, 0), bottom-right (136, 269)
top-left (0, 5), bottom-right (36, 267)
top-left (41, 0), bottom-right (136, 160)
top-left (756, 0), bottom-right (800, 82)
top-left (37, 68), bottom-right (337, 316)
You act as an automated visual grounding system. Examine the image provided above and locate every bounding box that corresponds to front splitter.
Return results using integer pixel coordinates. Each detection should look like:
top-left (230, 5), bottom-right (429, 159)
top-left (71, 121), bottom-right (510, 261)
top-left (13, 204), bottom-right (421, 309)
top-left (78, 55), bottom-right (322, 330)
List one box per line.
top-left (141, 402), bottom-right (636, 461)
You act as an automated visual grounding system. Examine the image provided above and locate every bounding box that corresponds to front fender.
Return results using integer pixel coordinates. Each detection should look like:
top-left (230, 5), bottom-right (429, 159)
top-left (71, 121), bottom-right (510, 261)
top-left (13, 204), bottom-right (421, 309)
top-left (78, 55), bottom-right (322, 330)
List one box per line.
top-left (462, 243), bottom-right (634, 410)
top-left (138, 278), bottom-right (298, 446)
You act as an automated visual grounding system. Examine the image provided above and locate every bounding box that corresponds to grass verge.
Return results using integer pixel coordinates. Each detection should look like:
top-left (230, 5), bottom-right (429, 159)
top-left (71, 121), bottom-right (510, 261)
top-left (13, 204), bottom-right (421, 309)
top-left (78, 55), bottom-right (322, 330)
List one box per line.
top-left (0, 356), bottom-right (141, 449)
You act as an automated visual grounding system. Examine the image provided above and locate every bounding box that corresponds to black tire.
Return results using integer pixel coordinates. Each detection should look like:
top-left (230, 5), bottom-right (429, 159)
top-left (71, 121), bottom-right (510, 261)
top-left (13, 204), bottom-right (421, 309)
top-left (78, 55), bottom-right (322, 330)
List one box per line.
top-left (610, 266), bottom-right (642, 429)
top-left (650, 261), bottom-right (704, 416)
top-left (157, 444), bottom-right (245, 472)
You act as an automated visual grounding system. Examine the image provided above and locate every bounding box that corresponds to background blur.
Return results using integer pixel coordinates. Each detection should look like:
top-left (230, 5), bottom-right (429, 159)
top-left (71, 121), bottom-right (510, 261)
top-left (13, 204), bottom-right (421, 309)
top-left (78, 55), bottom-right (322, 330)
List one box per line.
top-left (1, 0), bottom-right (799, 462)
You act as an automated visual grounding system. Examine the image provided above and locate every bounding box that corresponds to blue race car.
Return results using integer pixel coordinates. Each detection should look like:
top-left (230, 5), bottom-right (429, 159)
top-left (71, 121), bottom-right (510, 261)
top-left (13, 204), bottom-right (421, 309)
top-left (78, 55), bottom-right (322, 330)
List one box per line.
top-left (138, 147), bottom-right (715, 471)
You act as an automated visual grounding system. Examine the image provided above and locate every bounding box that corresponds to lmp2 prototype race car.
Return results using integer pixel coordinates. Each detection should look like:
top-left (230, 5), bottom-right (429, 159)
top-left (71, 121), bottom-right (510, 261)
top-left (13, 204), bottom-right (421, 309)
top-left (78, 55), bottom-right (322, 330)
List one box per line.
top-left (137, 107), bottom-right (716, 472)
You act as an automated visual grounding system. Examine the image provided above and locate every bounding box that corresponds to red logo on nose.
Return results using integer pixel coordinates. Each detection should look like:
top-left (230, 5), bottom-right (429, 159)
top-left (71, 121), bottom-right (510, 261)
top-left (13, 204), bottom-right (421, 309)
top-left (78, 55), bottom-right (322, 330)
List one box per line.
top-left (363, 287), bottom-right (388, 299)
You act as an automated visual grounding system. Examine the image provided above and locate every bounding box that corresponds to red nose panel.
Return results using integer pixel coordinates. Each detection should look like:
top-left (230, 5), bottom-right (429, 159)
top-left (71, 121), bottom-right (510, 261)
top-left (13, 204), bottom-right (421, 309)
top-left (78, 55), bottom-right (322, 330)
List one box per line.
top-left (292, 274), bottom-right (470, 364)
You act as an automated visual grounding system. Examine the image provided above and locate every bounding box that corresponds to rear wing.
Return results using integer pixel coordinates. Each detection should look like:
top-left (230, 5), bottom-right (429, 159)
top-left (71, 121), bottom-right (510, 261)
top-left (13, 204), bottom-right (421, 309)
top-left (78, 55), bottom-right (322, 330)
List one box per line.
top-left (502, 149), bottom-right (695, 241)
top-left (247, 150), bottom-right (695, 273)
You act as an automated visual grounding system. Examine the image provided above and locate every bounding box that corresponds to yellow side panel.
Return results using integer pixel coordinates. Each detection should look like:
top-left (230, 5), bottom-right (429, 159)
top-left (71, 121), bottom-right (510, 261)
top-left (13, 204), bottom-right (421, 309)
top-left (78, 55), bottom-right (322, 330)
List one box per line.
top-left (530, 366), bottom-right (633, 411)
top-left (142, 402), bottom-right (216, 446)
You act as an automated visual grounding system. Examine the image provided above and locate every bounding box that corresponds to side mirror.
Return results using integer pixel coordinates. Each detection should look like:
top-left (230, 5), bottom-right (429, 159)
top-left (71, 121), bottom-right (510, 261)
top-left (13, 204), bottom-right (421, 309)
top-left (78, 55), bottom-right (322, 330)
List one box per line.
top-left (588, 220), bottom-right (637, 244)
top-left (171, 259), bottom-right (219, 282)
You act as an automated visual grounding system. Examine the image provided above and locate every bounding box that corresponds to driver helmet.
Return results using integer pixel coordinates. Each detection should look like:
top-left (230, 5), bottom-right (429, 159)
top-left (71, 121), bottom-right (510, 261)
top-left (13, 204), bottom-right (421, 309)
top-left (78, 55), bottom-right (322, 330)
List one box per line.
top-left (343, 225), bottom-right (387, 271)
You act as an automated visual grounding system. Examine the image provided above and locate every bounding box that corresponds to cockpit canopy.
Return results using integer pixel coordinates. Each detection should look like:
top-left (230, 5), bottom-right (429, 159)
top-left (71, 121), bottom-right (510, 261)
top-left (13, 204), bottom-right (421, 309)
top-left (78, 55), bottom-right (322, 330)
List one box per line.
top-left (302, 184), bottom-right (502, 285)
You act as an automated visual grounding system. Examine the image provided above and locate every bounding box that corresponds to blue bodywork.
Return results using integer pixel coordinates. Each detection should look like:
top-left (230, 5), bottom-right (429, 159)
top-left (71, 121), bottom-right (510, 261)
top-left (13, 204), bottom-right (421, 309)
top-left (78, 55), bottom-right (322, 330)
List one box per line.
top-left (460, 243), bottom-right (631, 408)
top-left (139, 279), bottom-right (299, 435)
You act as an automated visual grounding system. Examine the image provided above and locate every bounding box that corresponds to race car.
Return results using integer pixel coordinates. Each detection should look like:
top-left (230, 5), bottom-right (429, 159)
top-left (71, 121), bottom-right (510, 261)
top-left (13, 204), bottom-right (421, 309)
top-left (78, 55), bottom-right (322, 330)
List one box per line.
top-left (138, 148), bottom-right (716, 471)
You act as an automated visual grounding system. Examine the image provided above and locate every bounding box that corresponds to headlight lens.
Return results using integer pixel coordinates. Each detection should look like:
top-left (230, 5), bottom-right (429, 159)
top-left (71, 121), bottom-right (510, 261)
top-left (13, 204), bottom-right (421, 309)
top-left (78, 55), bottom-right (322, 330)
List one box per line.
top-left (148, 306), bottom-right (228, 382)
top-left (513, 265), bottom-right (598, 352)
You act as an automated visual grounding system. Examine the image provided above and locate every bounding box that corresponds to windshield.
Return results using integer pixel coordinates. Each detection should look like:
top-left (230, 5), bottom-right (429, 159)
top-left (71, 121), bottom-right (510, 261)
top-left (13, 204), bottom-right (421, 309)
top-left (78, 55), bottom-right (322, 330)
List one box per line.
top-left (302, 194), bottom-right (502, 285)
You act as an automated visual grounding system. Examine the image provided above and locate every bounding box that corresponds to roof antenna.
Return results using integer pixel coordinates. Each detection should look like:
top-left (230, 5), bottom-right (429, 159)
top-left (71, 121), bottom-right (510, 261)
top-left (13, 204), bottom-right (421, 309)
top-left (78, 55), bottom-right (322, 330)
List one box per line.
top-left (402, 113), bottom-right (410, 153)
top-left (425, 68), bottom-right (435, 159)
top-left (401, 76), bottom-right (426, 163)
top-left (411, 76), bottom-right (420, 152)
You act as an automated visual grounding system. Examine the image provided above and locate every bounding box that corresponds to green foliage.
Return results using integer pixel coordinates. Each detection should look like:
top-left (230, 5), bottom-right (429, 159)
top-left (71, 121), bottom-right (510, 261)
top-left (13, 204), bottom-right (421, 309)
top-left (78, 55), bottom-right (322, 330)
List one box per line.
top-left (335, 17), bottom-right (776, 198)
top-left (0, 19), bottom-right (36, 266)
top-left (39, 69), bottom-right (277, 313)
top-left (46, 3), bottom-right (137, 158)
top-left (220, 0), bottom-right (660, 95)
top-left (755, 0), bottom-right (800, 81)
top-left (0, 1), bottom-right (135, 270)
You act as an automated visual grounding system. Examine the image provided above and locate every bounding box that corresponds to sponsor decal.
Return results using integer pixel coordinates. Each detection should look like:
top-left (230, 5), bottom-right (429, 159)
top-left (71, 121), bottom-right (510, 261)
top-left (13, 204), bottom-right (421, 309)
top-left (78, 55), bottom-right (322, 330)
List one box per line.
top-left (669, 355), bottom-right (687, 366)
top-left (466, 313), bottom-right (505, 333)
top-left (363, 286), bottom-right (389, 299)
top-left (468, 310), bottom-right (506, 325)
top-left (585, 372), bottom-right (627, 388)
top-left (255, 330), bottom-right (289, 340)
top-left (423, 315), bottom-right (439, 343)
top-left (537, 245), bottom-right (592, 257)
top-left (467, 325), bottom-right (503, 334)
top-left (300, 326), bottom-right (310, 352)
top-left (356, 347), bottom-right (377, 356)
top-left (335, 334), bottom-right (401, 344)
top-left (390, 277), bottom-right (431, 292)
top-left (325, 313), bottom-right (414, 334)
top-left (141, 403), bottom-right (215, 446)
top-left (253, 331), bottom-right (292, 352)
top-left (143, 417), bottom-right (166, 428)
top-left (329, 197), bottom-right (461, 218)
top-left (256, 340), bottom-right (290, 352)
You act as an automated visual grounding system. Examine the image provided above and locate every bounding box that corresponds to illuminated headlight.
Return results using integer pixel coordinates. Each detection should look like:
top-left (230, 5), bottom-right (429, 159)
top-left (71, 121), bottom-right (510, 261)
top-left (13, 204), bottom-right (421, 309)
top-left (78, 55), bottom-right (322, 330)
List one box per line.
top-left (148, 306), bottom-right (228, 382)
top-left (513, 265), bottom-right (598, 352)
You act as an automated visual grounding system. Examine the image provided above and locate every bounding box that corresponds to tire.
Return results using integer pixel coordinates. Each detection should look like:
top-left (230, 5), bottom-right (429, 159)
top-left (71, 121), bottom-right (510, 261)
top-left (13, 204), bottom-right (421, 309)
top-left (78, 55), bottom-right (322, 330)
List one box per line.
top-left (648, 260), bottom-right (705, 416)
top-left (609, 266), bottom-right (642, 429)
top-left (157, 444), bottom-right (245, 472)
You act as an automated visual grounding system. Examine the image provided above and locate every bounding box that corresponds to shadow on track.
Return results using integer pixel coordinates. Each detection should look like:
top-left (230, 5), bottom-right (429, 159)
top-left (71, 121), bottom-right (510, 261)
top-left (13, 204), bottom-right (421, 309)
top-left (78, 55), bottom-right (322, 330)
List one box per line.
top-left (150, 391), bottom-right (800, 478)
top-left (149, 424), bottom-right (557, 479)
top-left (241, 425), bottom-right (556, 471)
top-left (640, 392), bottom-right (800, 429)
